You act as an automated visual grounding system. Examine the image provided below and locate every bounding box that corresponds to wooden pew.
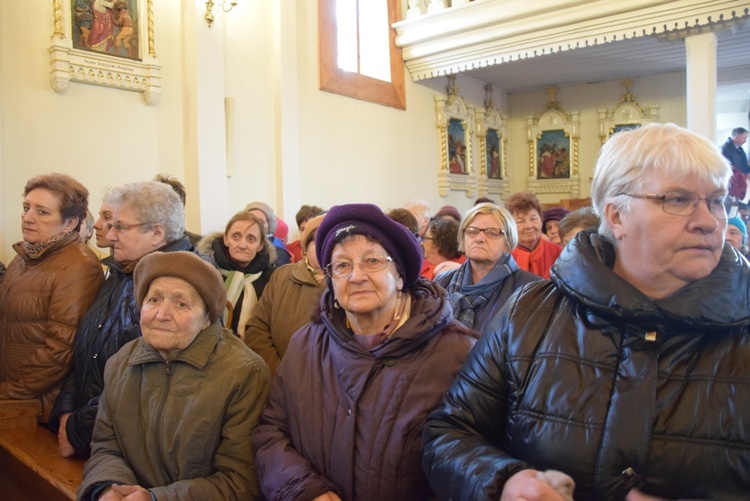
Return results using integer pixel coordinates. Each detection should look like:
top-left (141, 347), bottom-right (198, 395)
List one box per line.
top-left (0, 400), bottom-right (84, 501)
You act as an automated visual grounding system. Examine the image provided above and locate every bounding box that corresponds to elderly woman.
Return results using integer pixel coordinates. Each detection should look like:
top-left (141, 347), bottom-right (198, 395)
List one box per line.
top-left (542, 207), bottom-right (570, 245)
top-left (245, 201), bottom-right (292, 266)
top-left (0, 173), bottom-right (103, 423)
top-left (198, 211), bottom-right (278, 337)
top-left (422, 123), bottom-right (750, 499)
top-left (421, 217), bottom-right (465, 281)
top-left (435, 203), bottom-right (539, 333)
top-left (287, 204), bottom-right (324, 262)
top-left (506, 192), bottom-right (562, 279)
top-left (78, 251), bottom-right (271, 500)
top-left (244, 214), bottom-right (327, 375)
top-left (252, 203), bottom-right (476, 500)
top-left (50, 180), bottom-right (193, 458)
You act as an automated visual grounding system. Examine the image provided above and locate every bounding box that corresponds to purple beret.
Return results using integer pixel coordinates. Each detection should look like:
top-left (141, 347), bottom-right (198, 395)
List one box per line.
top-left (542, 207), bottom-right (570, 232)
top-left (435, 205), bottom-right (462, 222)
top-left (316, 203), bottom-right (423, 288)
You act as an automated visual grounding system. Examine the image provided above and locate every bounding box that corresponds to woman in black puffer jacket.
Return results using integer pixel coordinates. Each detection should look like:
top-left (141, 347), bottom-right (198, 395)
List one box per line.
top-left (422, 123), bottom-right (750, 501)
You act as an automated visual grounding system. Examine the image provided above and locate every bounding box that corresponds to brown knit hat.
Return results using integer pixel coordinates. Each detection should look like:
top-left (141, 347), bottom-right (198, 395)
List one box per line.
top-left (134, 251), bottom-right (227, 323)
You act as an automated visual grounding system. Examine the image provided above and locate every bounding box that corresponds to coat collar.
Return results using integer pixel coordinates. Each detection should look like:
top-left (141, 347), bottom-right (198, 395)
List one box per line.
top-left (551, 230), bottom-right (750, 330)
top-left (128, 321), bottom-right (224, 369)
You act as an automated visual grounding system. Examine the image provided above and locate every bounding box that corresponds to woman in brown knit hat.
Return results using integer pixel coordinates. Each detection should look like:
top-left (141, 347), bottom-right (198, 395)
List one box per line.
top-left (79, 251), bottom-right (270, 500)
top-left (244, 213), bottom-right (327, 375)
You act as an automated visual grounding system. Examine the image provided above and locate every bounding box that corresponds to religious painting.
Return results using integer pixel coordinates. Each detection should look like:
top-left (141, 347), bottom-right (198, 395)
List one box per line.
top-left (536, 129), bottom-right (570, 179)
top-left (435, 76), bottom-right (476, 197)
top-left (448, 118), bottom-right (468, 175)
top-left (50, 0), bottom-right (161, 104)
top-left (72, 0), bottom-right (139, 60)
top-left (486, 128), bottom-right (502, 179)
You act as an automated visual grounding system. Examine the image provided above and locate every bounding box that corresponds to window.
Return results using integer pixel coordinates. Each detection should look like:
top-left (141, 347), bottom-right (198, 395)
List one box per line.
top-left (318, 0), bottom-right (406, 110)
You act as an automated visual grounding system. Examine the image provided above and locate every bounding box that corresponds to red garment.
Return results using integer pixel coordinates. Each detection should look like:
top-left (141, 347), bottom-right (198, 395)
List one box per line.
top-left (421, 256), bottom-right (466, 281)
top-left (287, 240), bottom-right (302, 263)
top-left (511, 238), bottom-right (562, 279)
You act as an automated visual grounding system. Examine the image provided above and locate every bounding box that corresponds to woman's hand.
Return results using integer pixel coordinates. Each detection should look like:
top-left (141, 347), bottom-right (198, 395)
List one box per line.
top-left (312, 491), bottom-right (342, 501)
top-left (57, 412), bottom-right (75, 457)
top-left (99, 485), bottom-right (151, 501)
top-left (501, 469), bottom-right (571, 501)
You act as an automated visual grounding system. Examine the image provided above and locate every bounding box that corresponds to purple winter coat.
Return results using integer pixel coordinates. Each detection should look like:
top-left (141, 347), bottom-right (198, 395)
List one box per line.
top-left (252, 279), bottom-right (477, 501)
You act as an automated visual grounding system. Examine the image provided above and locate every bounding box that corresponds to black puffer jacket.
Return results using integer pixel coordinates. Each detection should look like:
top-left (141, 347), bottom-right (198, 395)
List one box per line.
top-left (422, 230), bottom-right (750, 500)
top-left (49, 237), bottom-right (194, 456)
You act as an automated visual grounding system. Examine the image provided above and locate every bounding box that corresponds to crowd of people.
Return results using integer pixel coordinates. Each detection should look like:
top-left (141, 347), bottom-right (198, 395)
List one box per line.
top-left (0, 122), bottom-right (748, 500)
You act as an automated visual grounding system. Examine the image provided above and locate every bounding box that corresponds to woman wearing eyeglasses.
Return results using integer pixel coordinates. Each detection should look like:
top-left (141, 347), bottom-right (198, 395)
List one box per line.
top-left (435, 203), bottom-right (539, 333)
top-left (423, 123), bottom-right (750, 500)
top-left (0, 173), bottom-right (103, 423)
top-left (49, 180), bottom-right (194, 458)
top-left (253, 203), bottom-right (477, 500)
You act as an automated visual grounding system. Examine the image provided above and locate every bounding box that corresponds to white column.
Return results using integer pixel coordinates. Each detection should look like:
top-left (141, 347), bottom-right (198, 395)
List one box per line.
top-left (272, 0), bottom-right (302, 225)
top-left (685, 32), bottom-right (717, 139)
top-left (181, 0), bottom-right (230, 235)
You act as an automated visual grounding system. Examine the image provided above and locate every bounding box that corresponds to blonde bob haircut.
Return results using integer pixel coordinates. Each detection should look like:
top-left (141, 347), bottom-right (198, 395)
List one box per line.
top-left (591, 123), bottom-right (731, 242)
top-left (458, 202), bottom-right (519, 252)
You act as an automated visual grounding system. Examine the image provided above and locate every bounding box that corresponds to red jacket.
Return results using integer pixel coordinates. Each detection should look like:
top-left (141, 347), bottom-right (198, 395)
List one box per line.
top-left (511, 238), bottom-right (562, 279)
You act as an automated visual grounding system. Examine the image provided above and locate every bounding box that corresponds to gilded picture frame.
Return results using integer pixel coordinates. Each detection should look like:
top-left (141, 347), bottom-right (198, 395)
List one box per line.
top-left (436, 77), bottom-right (476, 197)
top-left (49, 0), bottom-right (161, 105)
top-left (475, 98), bottom-right (509, 200)
top-left (599, 79), bottom-right (659, 144)
top-left (527, 87), bottom-right (580, 197)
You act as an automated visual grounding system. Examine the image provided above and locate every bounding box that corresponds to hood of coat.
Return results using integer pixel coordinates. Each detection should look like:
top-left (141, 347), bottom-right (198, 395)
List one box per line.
top-left (197, 231), bottom-right (277, 271)
top-left (313, 278), bottom-right (476, 358)
top-left (551, 230), bottom-right (750, 330)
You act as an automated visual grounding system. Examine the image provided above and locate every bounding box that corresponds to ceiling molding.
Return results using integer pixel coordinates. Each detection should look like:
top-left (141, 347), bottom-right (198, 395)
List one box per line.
top-left (394, 0), bottom-right (750, 81)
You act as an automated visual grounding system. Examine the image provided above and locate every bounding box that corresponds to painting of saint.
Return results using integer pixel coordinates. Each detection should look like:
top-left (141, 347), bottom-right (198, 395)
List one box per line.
top-left (448, 118), bottom-right (467, 175)
top-left (486, 128), bottom-right (501, 179)
top-left (536, 129), bottom-right (570, 179)
top-left (612, 123), bottom-right (641, 136)
top-left (72, 0), bottom-right (139, 61)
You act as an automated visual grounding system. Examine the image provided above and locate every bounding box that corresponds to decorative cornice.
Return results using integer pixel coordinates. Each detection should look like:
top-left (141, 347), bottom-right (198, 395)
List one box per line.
top-left (394, 0), bottom-right (750, 81)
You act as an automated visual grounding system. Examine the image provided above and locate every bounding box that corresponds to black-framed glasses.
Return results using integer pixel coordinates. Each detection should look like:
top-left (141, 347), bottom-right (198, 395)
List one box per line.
top-left (464, 226), bottom-right (505, 238)
top-left (325, 254), bottom-right (393, 279)
top-left (106, 222), bottom-right (152, 233)
top-left (618, 191), bottom-right (738, 219)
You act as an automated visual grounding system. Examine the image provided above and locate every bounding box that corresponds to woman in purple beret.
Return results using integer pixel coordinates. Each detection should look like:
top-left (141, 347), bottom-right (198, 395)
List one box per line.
top-left (252, 203), bottom-right (477, 500)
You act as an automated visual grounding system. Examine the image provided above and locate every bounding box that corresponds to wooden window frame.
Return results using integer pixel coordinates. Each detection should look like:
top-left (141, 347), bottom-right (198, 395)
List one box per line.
top-left (318, 0), bottom-right (406, 110)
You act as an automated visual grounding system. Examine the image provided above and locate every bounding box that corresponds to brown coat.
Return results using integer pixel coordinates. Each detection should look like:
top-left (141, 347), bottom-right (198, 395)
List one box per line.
top-left (0, 232), bottom-right (103, 421)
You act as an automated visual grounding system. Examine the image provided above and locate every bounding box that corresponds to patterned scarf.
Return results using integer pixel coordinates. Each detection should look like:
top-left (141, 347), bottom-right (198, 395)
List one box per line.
top-left (445, 254), bottom-right (516, 329)
top-left (23, 231), bottom-right (72, 259)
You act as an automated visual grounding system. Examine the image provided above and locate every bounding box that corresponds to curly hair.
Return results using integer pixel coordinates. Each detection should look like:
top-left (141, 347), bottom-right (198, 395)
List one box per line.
top-left (504, 192), bottom-right (544, 220)
top-left (105, 181), bottom-right (185, 242)
top-left (426, 218), bottom-right (462, 260)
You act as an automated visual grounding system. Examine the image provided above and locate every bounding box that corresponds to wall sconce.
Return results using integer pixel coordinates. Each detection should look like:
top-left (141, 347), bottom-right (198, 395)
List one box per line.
top-left (205, 0), bottom-right (237, 28)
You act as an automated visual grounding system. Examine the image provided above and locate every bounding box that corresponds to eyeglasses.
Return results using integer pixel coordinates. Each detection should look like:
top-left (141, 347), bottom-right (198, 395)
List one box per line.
top-left (618, 191), bottom-right (738, 219)
top-left (325, 254), bottom-right (393, 279)
top-left (464, 226), bottom-right (505, 238)
top-left (106, 222), bottom-right (152, 233)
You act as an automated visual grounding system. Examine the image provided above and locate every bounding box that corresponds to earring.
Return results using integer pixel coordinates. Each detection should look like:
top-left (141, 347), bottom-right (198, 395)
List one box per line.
top-left (334, 299), bottom-right (340, 310)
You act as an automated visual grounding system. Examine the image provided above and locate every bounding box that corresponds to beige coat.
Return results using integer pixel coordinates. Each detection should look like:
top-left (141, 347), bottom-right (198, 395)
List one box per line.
top-left (243, 260), bottom-right (325, 375)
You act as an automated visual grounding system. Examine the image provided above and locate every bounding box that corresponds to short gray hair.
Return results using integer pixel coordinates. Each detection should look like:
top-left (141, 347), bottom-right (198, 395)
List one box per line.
top-left (591, 123), bottom-right (731, 241)
top-left (105, 181), bottom-right (185, 242)
top-left (458, 202), bottom-right (518, 251)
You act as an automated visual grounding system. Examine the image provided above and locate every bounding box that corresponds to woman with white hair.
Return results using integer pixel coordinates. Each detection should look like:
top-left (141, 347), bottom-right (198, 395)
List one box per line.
top-left (435, 203), bottom-right (539, 333)
top-left (50, 180), bottom-right (194, 458)
top-left (423, 123), bottom-right (750, 499)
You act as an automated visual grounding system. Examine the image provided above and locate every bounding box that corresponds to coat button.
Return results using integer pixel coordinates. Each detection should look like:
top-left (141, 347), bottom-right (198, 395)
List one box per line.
top-left (621, 467), bottom-right (638, 483)
top-left (347, 408), bottom-right (352, 416)
top-left (382, 357), bottom-right (396, 367)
